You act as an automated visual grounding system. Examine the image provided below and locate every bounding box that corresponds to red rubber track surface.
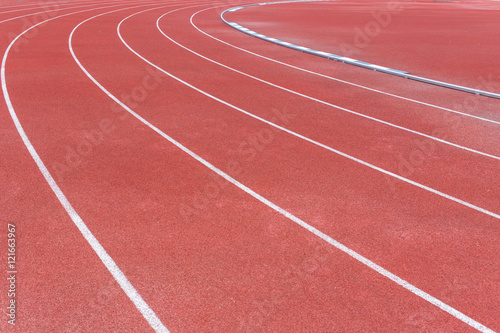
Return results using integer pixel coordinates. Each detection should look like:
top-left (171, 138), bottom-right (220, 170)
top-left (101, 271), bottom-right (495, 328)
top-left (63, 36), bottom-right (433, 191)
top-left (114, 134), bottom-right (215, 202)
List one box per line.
top-left (224, 0), bottom-right (500, 90)
top-left (1, 1), bottom-right (499, 332)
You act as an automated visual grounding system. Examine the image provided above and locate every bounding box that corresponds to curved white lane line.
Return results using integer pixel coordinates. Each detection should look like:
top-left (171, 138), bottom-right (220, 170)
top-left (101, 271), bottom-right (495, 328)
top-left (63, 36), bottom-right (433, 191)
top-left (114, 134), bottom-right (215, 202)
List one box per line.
top-left (0, 0), bottom-right (136, 15)
top-left (71, 6), bottom-right (496, 333)
top-left (2, 3), bottom-right (170, 333)
top-left (119, 6), bottom-right (500, 221)
top-left (0, 0), bottom-right (147, 24)
top-left (0, 0), bottom-right (134, 10)
top-left (191, 6), bottom-right (500, 126)
top-left (0, 5), bottom-right (56, 15)
top-left (155, 8), bottom-right (500, 162)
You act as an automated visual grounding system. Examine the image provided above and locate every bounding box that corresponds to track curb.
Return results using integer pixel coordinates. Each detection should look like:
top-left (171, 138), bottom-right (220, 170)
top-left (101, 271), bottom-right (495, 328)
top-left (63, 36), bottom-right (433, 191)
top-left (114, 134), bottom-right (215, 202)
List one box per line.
top-left (221, 0), bottom-right (500, 99)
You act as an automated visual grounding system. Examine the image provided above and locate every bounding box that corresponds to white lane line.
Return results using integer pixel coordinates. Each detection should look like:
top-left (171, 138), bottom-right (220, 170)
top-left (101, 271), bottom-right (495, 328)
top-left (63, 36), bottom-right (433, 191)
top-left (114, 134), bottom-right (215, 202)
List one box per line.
top-left (0, 5), bottom-right (57, 15)
top-left (2, 3), bottom-right (170, 333)
top-left (0, 0), bottom-right (148, 24)
top-left (191, 7), bottom-right (500, 126)
top-left (125, 7), bottom-right (500, 221)
top-left (157, 9), bottom-right (500, 162)
top-left (0, 0), bottom-right (134, 10)
top-left (0, 3), bottom-right (43, 9)
top-left (0, 2), bottom-right (76, 11)
top-left (0, 0), bottom-right (137, 15)
top-left (71, 7), bottom-right (496, 333)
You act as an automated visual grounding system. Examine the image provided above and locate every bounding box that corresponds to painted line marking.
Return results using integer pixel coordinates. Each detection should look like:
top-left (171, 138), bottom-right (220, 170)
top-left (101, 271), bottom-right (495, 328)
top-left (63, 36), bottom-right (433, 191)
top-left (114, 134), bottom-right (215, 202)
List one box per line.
top-left (0, 0), bottom-right (151, 24)
top-left (1, 3), bottom-right (171, 333)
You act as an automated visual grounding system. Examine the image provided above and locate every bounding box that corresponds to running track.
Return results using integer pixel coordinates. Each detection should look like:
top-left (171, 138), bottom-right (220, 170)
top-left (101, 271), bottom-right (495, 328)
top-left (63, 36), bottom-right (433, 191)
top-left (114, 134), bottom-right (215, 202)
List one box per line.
top-left (0, 0), bottom-right (499, 332)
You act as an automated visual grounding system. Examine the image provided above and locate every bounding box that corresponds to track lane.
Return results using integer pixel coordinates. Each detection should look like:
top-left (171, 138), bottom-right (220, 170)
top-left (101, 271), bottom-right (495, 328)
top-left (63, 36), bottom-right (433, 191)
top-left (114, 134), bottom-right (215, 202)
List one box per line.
top-left (0, 0), bottom-right (154, 24)
top-left (0, 0), bottom-right (120, 15)
top-left (1, 2), bottom-right (175, 332)
top-left (72, 4), bottom-right (498, 330)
